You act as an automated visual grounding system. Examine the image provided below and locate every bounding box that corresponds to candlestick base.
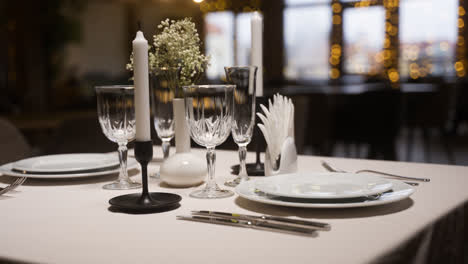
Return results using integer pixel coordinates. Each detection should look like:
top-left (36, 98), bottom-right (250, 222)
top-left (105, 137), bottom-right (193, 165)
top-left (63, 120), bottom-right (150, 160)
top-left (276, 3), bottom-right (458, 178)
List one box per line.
top-left (109, 192), bottom-right (181, 213)
top-left (230, 163), bottom-right (265, 176)
top-left (108, 141), bottom-right (181, 213)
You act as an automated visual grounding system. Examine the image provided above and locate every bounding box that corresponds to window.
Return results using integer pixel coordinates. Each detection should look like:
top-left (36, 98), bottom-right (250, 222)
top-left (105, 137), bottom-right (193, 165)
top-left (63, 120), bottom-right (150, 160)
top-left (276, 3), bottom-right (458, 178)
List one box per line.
top-left (399, 0), bottom-right (458, 79)
top-left (235, 13), bottom-right (252, 67)
top-left (343, 6), bottom-right (385, 75)
top-left (204, 12), bottom-right (254, 80)
top-left (204, 12), bottom-right (234, 80)
top-left (284, 1), bottom-right (331, 80)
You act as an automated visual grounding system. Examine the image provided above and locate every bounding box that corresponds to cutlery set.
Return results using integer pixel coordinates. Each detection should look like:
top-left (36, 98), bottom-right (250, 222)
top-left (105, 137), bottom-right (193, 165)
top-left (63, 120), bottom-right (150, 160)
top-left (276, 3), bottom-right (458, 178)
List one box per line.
top-left (177, 210), bottom-right (330, 236)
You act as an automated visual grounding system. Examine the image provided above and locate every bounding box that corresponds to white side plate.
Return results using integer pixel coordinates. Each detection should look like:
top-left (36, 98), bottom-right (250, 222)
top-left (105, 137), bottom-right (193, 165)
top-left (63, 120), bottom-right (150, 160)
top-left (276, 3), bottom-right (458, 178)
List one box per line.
top-left (12, 154), bottom-right (120, 173)
top-left (1, 159), bottom-right (138, 179)
top-left (254, 172), bottom-right (393, 199)
top-left (236, 178), bottom-right (414, 209)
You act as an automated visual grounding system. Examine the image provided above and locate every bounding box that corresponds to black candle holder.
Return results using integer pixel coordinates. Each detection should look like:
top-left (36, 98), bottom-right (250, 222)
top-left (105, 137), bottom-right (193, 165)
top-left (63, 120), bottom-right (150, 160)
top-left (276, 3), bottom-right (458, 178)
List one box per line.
top-left (231, 95), bottom-right (267, 176)
top-left (109, 141), bottom-right (181, 213)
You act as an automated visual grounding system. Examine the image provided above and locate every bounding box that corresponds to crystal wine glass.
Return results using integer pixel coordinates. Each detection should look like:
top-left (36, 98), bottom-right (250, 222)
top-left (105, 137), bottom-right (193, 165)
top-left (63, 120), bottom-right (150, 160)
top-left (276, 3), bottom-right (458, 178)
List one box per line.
top-left (150, 68), bottom-right (178, 178)
top-left (95, 85), bottom-right (141, 190)
top-left (224, 66), bottom-right (257, 187)
top-left (183, 85), bottom-right (235, 199)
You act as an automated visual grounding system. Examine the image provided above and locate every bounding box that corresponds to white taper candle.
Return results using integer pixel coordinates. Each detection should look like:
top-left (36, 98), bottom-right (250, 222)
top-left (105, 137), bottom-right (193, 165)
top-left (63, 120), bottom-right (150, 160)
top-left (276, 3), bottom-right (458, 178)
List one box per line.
top-left (251, 11), bottom-right (263, 97)
top-left (132, 30), bottom-right (151, 141)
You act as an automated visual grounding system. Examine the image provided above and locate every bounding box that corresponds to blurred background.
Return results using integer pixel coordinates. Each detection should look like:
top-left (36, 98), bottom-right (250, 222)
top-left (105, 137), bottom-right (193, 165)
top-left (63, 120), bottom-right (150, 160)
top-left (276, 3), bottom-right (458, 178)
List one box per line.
top-left (1, 0), bottom-right (468, 165)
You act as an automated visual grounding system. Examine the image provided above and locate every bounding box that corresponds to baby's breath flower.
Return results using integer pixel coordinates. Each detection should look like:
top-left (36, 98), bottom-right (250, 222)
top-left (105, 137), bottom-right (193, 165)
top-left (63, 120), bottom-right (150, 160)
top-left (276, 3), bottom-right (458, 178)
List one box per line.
top-left (127, 17), bottom-right (210, 94)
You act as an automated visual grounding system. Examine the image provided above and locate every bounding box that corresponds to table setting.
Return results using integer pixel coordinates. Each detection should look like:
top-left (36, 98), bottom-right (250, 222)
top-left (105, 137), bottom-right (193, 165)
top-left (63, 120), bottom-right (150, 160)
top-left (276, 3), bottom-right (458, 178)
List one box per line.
top-left (1, 13), bottom-right (468, 264)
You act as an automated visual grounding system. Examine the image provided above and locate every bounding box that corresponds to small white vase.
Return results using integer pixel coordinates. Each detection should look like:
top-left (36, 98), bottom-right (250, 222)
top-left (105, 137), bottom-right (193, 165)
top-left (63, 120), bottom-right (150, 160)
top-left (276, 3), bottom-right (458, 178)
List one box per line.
top-left (160, 98), bottom-right (206, 187)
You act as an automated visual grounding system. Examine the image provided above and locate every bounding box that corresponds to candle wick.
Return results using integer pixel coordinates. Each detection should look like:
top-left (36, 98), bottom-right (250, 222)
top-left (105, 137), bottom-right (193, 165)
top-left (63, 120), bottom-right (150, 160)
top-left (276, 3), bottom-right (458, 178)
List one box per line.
top-left (138, 21), bottom-right (142, 31)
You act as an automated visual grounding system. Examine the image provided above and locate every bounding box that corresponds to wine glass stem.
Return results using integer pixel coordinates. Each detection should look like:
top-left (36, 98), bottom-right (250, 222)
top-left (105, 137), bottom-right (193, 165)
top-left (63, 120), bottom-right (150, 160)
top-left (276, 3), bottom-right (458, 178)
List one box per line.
top-left (238, 145), bottom-right (248, 179)
top-left (162, 140), bottom-right (171, 159)
top-left (206, 147), bottom-right (217, 190)
top-left (117, 142), bottom-right (129, 182)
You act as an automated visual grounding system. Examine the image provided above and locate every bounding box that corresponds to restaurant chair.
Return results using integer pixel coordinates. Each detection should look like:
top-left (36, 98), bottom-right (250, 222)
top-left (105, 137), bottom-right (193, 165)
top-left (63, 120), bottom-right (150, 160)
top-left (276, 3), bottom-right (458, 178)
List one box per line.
top-left (302, 92), bottom-right (334, 155)
top-left (43, 116), bottom-right (115, 154)
top-left (403, 82), bottom-right (455, 164)
top-left (0, 118), bottom-right (33, 165)
top-left (331, 87), bottom-right (402, 160)
top-left (452, 79), bottom-right (468, 134)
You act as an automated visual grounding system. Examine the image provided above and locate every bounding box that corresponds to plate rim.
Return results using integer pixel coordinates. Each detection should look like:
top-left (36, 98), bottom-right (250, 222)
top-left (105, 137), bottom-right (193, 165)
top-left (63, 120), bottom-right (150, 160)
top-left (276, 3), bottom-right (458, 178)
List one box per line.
top-left (254, 172), bottom-right (394, 199)
top-left (12, 153), bottom-right (120, 173)
top-left (235, 177), bottom-right (414, 209)
top-left (0, 158), bottom-right (139, 179)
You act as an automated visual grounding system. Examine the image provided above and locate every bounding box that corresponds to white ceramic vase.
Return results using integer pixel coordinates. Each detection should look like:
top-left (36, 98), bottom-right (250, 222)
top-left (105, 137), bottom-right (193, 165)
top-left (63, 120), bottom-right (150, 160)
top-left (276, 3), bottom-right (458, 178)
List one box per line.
top-left (160, 98), bottom-right (206, 187)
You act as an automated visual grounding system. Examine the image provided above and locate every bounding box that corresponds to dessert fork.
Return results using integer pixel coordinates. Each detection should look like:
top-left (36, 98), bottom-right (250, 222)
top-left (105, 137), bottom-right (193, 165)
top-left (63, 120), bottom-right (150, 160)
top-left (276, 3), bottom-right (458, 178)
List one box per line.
top-left (0, 177), bottom-right (26, 196)
top-left (321, 160), bottom-right (424, 185)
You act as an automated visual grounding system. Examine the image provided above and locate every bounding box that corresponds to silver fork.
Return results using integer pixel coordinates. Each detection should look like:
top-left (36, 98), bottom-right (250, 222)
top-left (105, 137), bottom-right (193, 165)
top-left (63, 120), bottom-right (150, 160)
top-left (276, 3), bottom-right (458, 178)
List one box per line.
top-left (321, 160), bottom-right (422, 186)
top-left (0, 177), bottom-right (27, 195)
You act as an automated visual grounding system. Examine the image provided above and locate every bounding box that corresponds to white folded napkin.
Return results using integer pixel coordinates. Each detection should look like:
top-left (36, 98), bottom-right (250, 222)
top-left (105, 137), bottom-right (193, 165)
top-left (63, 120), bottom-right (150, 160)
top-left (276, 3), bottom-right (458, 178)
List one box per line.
top-left (257, 93), bottom-right (295, 166)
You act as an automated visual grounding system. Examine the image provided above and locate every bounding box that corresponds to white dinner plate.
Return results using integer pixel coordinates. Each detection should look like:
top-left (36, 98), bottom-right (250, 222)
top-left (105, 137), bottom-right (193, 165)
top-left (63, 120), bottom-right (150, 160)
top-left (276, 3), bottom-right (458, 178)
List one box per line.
top-left (254, 172), bottom-right (393, 199)
top-left (236, 178), bottom-right (414, 209)
top-left (12, 154), bottom-right (121, 174)
top-left (0, 158), bottom-right (138, 179)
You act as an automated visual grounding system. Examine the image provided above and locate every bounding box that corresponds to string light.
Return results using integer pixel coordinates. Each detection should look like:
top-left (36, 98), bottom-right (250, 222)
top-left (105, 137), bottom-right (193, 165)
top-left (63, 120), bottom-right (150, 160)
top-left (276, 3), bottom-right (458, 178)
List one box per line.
top-left (199, 0), bottom-right (261, 13)
top-left (330, 68), bottom-right (340, 79)
top-left (460, 6), bottom-right (466, 16)
top-left (458, 18), bottom-right (465, 28)
top-left (383, 0), bottom-right (399, 87)
top-left (456, 0), bottom-right (467, 77)
top-left (332, 3), bottom-right (342, 13)
top-left (388, 69), bottom-right (399, 82)
top-left (329, 0), bottom-right (343, 80)
top-left (332, 15), bottom-right (342, 24)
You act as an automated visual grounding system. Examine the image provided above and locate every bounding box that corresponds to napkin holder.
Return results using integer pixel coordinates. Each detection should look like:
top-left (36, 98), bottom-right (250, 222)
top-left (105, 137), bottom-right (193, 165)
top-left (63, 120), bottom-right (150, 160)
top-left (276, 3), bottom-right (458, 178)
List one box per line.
top-left (264, 137), bottom-right (298, 176)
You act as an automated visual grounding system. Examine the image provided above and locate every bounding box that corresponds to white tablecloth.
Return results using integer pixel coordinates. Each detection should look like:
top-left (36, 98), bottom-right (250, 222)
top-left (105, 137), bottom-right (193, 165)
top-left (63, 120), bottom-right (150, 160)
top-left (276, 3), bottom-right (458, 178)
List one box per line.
top-left (1, 148), bottom-right (467, 264)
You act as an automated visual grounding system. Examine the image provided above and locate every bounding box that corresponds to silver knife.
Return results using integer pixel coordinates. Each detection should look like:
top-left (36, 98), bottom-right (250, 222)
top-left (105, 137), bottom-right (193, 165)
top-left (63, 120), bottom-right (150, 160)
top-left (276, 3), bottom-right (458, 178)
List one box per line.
top-left (177, 215), bottom-right (317, 236)
top-left (191, 210), bottom-right (331, 231)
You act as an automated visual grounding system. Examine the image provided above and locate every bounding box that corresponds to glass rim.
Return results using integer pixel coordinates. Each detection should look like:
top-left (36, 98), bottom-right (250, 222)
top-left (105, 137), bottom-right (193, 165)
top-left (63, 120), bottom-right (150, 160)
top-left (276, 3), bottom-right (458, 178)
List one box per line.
top-left (95, 85), bottom-right (134, 92)
top-left (182, 84), bottom-right (235, 91)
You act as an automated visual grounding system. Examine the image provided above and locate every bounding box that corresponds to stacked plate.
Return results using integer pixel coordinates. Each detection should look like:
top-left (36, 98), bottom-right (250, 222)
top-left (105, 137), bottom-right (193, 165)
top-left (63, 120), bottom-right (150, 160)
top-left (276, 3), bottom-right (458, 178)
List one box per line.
top-left (235, 172), bottom-right (415, 208)
top-left (0, 153), bottom-right (138, 179)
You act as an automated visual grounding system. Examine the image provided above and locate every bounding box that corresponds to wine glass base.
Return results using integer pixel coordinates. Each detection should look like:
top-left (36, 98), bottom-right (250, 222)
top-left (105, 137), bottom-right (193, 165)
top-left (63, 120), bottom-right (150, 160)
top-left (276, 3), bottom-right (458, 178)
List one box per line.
top-left (224, 176), bottom-right (249, 187)
top-left (103, 180), bottom-right (141, 190)
top-left (189, 188), bottom-right (234, 199)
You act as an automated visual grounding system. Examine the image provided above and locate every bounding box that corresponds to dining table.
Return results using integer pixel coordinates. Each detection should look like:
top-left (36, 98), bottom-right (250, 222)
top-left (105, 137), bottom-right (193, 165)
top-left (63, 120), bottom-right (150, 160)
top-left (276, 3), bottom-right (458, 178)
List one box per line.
top-left (1, 147), bottom-right (467, 264)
